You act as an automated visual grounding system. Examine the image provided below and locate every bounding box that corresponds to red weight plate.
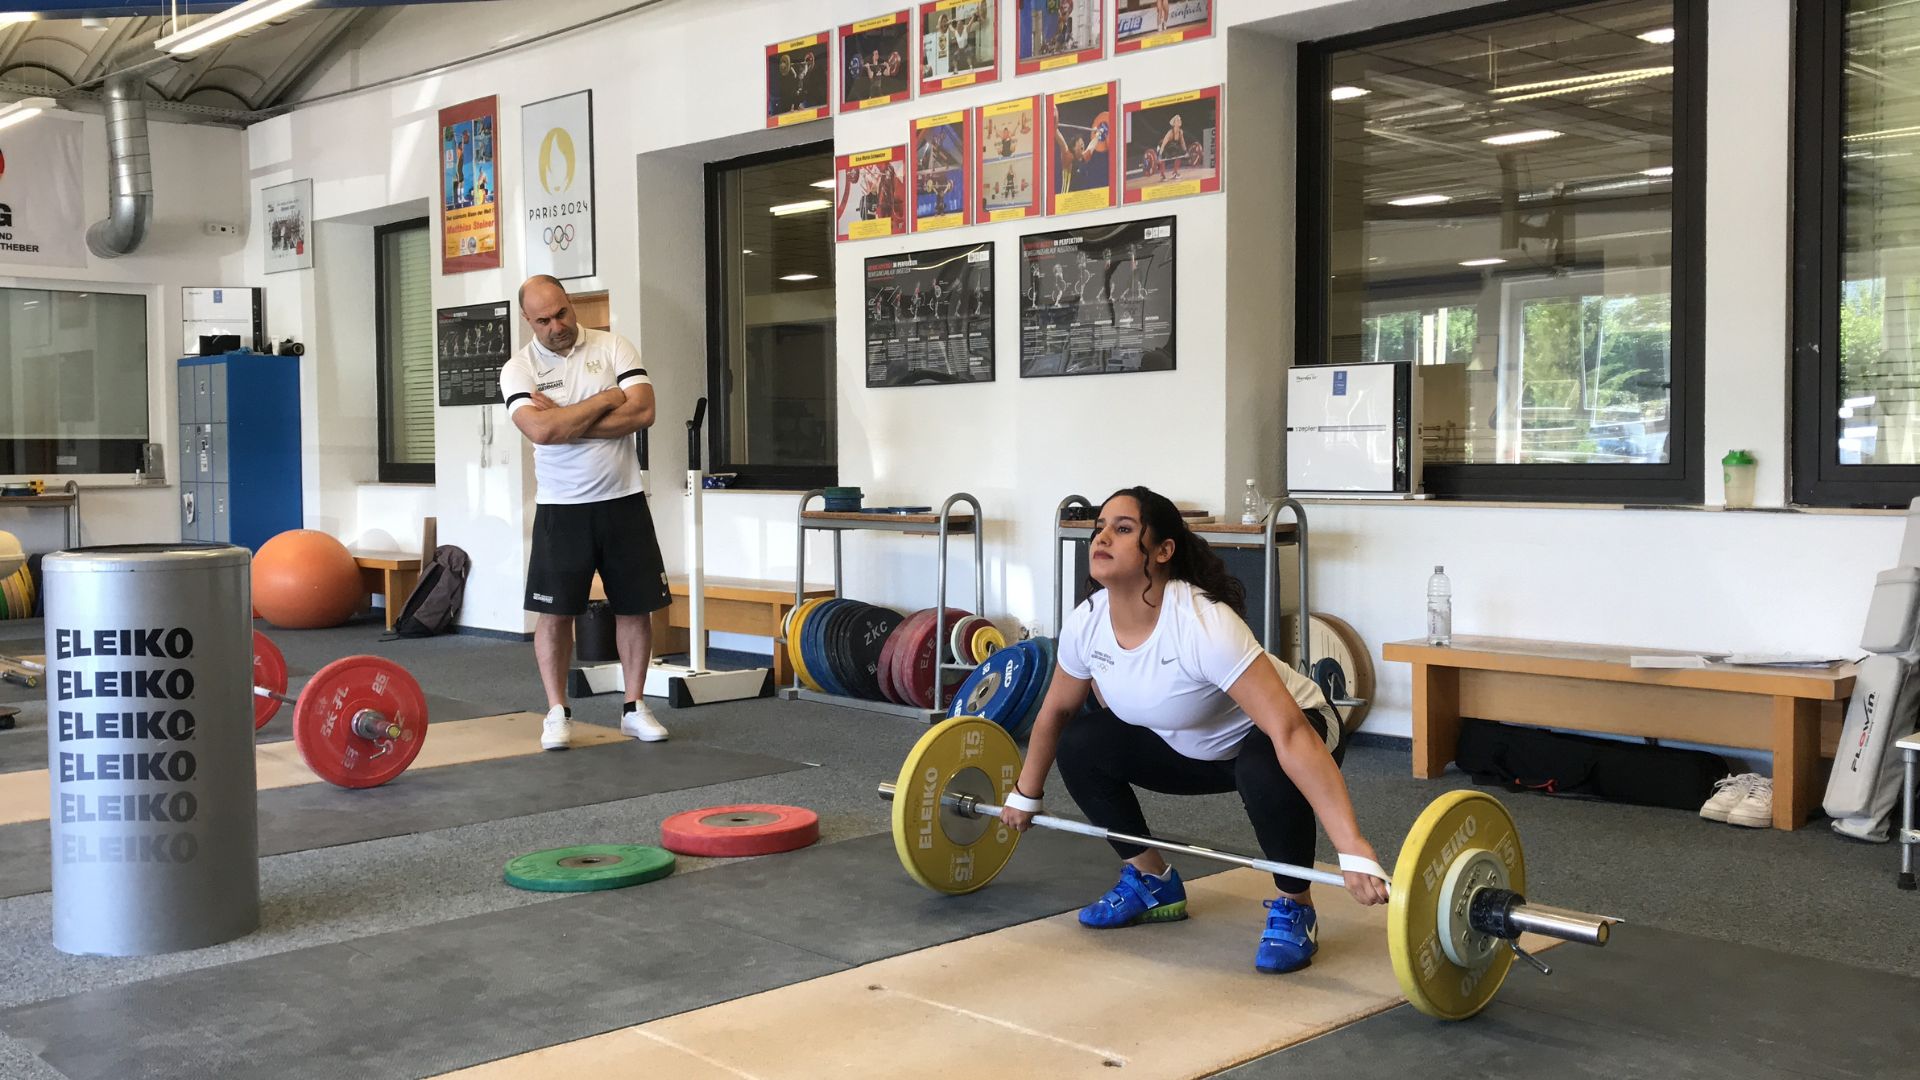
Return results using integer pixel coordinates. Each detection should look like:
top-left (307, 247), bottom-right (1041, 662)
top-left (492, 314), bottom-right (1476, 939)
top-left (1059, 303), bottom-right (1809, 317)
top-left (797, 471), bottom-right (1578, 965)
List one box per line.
top-left (658, 803), bottom-right (821, 857)
top-left (900, 607), bottom-right (973, 710)
top-left (888, 609), bottom-right (933, 707)
top-left (252, 630), bottom-right (287, 730)
top-left (875, 616), bottom-right (903, 703)
top-left (292, 655), bottom-right (429, 789)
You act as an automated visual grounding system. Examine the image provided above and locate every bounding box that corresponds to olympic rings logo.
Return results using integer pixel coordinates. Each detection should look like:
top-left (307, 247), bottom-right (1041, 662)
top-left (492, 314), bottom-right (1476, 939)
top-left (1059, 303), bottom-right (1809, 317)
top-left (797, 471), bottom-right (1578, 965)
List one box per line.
top-left (543, 224), bottom-right (576, 251)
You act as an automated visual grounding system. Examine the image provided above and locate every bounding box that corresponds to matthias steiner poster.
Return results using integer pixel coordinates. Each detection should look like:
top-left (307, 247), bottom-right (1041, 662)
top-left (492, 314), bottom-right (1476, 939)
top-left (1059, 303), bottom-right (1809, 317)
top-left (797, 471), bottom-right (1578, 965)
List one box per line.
top-left (0, 113), bottom-right (86, 267)
top-left (521, 90), bottom-right (595, 280)
top-left (1019, 216), bottom-right (1174, 378)
top-left (440, 96), bottom-right (500, 273)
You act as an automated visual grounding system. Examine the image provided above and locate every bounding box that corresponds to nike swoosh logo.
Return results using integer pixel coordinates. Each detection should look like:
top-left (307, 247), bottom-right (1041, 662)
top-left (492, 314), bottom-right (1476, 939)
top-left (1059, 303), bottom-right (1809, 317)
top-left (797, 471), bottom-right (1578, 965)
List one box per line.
top-left (1161, 657), bottom-right (1177, 665)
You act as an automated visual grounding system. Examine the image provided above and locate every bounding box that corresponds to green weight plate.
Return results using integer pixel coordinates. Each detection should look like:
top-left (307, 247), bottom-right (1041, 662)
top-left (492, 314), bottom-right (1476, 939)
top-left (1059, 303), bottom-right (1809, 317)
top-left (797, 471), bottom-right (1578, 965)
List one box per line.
top-left (503, 844), bottom-right (677, 892)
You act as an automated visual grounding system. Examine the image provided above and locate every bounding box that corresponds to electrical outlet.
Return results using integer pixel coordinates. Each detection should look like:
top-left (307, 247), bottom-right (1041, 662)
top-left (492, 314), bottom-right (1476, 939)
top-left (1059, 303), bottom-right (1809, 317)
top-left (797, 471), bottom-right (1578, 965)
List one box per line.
top-left (202, 221), bottom-right (239, 236)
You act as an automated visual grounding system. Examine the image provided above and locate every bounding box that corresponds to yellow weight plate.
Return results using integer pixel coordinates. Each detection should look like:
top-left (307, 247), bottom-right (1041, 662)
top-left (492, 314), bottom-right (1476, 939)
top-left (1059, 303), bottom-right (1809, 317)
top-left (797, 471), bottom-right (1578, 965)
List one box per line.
top-left (14, 566), bottom-right (32, 612)
top-left (788, 597), bottom-right (830, 692)
top-left (1387, 789), bottom-right (1527, 1021)
top-left (891, 716), bottom-right (1022, 895)
top-left (970, 624), bottom-right (1006, 662)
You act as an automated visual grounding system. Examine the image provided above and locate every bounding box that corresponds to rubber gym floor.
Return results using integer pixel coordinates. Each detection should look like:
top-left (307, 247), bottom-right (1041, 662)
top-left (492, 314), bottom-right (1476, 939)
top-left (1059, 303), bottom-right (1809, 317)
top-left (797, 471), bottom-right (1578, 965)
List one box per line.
top-left (0, 616), bottom-right (1914, 1079)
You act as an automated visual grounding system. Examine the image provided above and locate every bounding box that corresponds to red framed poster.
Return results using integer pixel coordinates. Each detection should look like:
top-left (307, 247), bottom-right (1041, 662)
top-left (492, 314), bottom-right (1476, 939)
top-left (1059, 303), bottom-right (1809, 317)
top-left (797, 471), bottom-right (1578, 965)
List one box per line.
top-left (766, 32), bottom-right (832, 128)
top-left (1046, 81), bottom-right (1117, 216)
top-left (1113, 0), bottom-right (1212, 54)
top-left (1123, 86), bottom-right (1222, 204)
top-left (1015, 0), bottom-right (1103, 75)
top-left (975, 94), bottom-right (1041, 223)
top-left (439, 95), bottom-right (500, 274)
top-left (912, 109), bottom-right (974, 232)
top-left (840, 10), bottom-right (914, 111)
top-left (919, 0), bottom-right (999, 95)
top-left (836, 145), bottom-right (910, 242)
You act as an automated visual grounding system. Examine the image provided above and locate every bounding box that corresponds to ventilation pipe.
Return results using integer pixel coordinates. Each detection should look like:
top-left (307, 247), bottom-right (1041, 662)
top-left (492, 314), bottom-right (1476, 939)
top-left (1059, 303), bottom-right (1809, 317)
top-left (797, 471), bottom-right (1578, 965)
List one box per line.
top-left (85, 72), bottom-right (152, 258)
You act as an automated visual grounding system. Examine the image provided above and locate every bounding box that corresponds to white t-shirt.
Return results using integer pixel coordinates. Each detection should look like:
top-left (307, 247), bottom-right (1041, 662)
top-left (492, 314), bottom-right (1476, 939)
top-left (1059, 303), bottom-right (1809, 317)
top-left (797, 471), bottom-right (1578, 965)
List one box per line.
top-left (499, 328), bottom-right (650, 505)
top-left (1058, 579), bottom-right (1332, 761)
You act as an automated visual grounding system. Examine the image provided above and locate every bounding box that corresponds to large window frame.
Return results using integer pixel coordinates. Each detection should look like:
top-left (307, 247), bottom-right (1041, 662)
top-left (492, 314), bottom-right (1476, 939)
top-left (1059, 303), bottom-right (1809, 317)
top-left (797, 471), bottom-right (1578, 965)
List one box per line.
top-left (0, 280), bottom-right (151, 476)
top-left (704, 140), bottom-right (838, 491)
top-left (1296, 0), bottom-right (1708, 503)
top-left (373, 218), bottom-right (434, 485)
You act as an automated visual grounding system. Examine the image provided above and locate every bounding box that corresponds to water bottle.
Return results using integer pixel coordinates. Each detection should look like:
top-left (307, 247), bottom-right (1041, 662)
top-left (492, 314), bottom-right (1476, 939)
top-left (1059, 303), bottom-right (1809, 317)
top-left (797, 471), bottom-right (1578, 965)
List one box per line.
top-left (1241, 478), bottom-right (1263, 525)
top-left (1426, 566), bottom-right (1452, 646)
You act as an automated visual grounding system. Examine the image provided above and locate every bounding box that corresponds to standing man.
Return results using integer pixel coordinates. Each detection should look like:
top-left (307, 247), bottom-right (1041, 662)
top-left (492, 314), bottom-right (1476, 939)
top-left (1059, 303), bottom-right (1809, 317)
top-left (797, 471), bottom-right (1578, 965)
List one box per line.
top-left (500, 275), bottom-right (670, 749)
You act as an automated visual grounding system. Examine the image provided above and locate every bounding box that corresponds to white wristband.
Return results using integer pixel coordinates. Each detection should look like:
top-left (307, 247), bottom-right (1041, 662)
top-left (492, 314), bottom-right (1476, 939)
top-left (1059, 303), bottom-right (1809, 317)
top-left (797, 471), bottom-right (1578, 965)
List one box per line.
top-left (1338, 853), bottom-right (1391, 885)
top-left (1002, 790), bottom-right (1043, 813)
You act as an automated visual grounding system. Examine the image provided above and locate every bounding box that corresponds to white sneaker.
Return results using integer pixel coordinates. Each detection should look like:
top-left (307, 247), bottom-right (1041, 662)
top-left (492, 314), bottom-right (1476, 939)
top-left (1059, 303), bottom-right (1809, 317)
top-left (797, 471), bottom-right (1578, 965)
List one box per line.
top-left (540, 705), bottom-right (572, 751)
top-left (1699, 773), bottom-right (1760, 822)
top-left (620, 702), bottom-right (669, 742)
top-left (1726, 776), bottom-right (1774, 828)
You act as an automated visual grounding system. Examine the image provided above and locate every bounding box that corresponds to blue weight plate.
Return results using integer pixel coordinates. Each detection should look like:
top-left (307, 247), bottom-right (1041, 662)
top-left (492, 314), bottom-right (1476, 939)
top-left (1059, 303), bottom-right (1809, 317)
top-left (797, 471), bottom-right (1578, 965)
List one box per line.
top-left (816, 600), bottom-right (858, 696)
top-left (946, 643), bottom-right (1038, 734)
top-left (803, 599), bottom-right (852, 697)
top-left (1012, 637), bottom-right (1057, 739)
top-left (1003, 640), bottom-right (1049, 739)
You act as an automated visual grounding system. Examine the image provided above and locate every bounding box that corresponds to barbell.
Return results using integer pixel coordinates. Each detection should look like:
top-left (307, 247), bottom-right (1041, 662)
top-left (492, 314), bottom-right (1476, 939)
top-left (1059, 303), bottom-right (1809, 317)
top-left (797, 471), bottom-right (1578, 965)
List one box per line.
top-left (877, 716), bottom-right (1619, 1021)
top-left (2, 631), bottom-right (428, 790)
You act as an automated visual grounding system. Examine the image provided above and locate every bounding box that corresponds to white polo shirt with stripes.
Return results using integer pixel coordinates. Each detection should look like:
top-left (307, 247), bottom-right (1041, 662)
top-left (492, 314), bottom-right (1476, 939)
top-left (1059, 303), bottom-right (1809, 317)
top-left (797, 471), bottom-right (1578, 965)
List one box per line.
top-left (499, 327), bottom-right (650, 505)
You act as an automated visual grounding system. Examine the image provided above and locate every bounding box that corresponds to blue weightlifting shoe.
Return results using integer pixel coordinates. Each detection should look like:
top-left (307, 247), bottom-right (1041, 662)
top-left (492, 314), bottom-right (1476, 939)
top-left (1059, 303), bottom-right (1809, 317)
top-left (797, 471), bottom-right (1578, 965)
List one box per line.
top-left (1078, 864), bottom-right (1188, 928)
top-left (1255, 896), bottom-right (1319, 973)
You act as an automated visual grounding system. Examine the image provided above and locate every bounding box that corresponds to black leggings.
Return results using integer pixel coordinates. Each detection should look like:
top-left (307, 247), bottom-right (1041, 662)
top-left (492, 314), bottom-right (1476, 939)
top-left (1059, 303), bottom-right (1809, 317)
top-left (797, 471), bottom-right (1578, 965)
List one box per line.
top-left (1054, 704), bottom-right (1336, 894)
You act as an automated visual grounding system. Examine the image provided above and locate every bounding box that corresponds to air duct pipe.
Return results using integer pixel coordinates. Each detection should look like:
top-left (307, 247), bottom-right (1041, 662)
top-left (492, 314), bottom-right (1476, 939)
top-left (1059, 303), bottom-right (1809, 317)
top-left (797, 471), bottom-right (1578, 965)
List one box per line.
top-left (85, 72), bottom-right (152, 258)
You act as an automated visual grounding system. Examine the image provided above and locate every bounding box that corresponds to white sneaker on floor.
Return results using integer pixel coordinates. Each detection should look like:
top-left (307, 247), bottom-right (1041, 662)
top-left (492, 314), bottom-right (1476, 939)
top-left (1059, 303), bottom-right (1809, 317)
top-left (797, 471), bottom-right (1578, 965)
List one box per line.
top-left (620, 702), bottom-right (669, 742)
top-left (1726, 776), bottom-right (1774, 828)
top-left (1700, 773), bottom-right (1760, 822)
top-left (540, 705), bottom-right (572, 751)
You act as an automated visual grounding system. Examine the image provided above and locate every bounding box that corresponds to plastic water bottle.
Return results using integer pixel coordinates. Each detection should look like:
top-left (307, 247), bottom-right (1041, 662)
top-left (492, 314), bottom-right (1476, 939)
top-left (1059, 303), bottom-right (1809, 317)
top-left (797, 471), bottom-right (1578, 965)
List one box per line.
top-left (1241, 478), bottom-right (1263, 525)
top-left (1426, 566), bottom-right (1452, 646)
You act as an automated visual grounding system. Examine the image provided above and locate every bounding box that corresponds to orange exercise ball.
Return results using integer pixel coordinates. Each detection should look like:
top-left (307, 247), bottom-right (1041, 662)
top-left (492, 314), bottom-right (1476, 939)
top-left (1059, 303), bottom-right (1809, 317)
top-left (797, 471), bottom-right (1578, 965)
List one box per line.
top-left (252, 530), bottom-right (363, 629)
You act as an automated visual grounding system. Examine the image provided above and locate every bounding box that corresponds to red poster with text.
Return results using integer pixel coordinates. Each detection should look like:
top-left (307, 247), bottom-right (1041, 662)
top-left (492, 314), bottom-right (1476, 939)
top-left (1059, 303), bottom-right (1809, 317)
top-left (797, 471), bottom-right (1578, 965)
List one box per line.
top-left (439, 96), bottom-right (501, 274)
top-left (841, 10), bottom-right (915, 111)
top-left (837, 145), bottom-right (910, 241)
top-left (767, 33), bottom-right (833, 128)
top-left (1123, 85), bottom-right (1222, 204)
top-left (1046, 81), bottom-right (1117, 216)
top-left (975, 94), bottom-right (1042, 223)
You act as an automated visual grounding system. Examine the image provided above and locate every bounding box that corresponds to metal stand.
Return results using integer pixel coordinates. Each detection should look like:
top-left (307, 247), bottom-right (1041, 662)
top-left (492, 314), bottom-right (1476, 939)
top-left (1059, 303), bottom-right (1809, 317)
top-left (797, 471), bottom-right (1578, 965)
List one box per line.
top-left (1900, 736), bottom-right (1917, 891)
top-left (777, 491), bottom-right (984, 723)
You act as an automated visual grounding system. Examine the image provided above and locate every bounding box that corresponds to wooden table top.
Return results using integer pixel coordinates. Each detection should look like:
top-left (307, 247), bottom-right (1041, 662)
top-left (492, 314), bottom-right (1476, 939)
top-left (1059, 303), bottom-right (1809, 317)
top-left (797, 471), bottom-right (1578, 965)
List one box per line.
top-left (1384, 636), bottom-right (1856, 700)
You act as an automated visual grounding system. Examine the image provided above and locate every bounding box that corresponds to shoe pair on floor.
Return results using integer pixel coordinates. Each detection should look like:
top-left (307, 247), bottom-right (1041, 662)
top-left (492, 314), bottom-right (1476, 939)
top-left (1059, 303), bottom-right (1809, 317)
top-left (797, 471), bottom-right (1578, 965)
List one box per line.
top-left (1700, 773), bottom-right (1772, 827)
top-left (1078, 864), bottom-right (1317, 974)
top-left (540, 703), bottom-right (668, 749)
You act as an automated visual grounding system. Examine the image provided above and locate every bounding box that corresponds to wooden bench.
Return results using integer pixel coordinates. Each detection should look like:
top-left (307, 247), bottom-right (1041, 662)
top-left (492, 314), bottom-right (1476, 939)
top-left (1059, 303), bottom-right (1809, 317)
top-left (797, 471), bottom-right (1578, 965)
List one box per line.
top-left (590, 575), bottom-right (834, 688)
top-left (1382, 637), bottom-right (1858, 831)
top-left (352, 552), bottom-right (422, 632)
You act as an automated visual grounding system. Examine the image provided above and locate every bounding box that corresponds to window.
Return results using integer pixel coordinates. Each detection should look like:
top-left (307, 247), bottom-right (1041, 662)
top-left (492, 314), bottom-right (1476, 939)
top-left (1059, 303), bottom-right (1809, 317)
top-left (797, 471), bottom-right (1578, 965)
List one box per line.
top-left (0, 286), bottom-right (148, 474)
top-left (1792, 1), bottom-right (1920, 506)
top-left (706, 142), bottom-right (837, 489)
top-left (375, 219), bottom-right (434, 483)
top-left (1298, 0), bottom-right (1704, 501)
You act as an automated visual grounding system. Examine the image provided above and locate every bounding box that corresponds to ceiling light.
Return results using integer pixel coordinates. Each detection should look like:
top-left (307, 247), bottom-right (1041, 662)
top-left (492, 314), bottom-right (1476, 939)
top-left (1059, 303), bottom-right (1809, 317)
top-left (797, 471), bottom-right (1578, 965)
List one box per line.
top-left (1642, 165), bottom-right (1673, 177)
top-left (1329, 86), bottom-right (1370, 101)
top-left (0, 97), bottom-right (55, 132)
top-left (1459, 258), bottom-right (1507, 267)
top-left (810, 179), bottom-right (836, 189)
top-left (1638, 27), bottom-right (1675, 44)
top-left (741, 248), bottom-right (754, 255)
top-left (1387, 194), bottom-right (1449, 207)
top-left (780, 273), bottom-right (819, 282)
top-left (1489, 67), bottom-right (1673, 97)
top-left (769, 199), bottom-right (831, 216)
top-left (80, 18), bottom-right (109, 31)
top-left (0, 14), bottom-right (37, 26)
top-left (1483, 129), bottom-right (1562, 146)
top-left (154, 0), bottom-right (320, 56)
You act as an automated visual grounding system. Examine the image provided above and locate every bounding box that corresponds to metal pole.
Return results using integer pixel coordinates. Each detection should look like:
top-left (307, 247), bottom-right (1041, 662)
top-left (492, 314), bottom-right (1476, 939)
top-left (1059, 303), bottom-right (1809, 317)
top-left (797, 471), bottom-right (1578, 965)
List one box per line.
top-left (1053, 494), bottom-right (1090, 635)
top-left (1273, 497), bottom-right (1311, 672)
top-left (1505, 904), bottom-right (1612, 947)
top-left (792, 490), bottom-right (822, 690)
top-left (1902, 747), bottom-right (1916, 888)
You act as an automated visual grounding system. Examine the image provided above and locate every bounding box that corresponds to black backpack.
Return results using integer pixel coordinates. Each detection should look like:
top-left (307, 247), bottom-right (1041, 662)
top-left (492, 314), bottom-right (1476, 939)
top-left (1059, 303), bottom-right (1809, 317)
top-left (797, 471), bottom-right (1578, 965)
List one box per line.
top-left (390, 545), bottom-right (471, 638)
top-left (1455, 718), bottom-right (1728, 811)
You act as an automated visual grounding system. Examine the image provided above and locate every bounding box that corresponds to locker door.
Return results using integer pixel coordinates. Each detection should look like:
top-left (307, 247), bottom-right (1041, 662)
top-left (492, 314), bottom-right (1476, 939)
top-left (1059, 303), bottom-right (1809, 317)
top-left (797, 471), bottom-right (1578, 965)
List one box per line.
top-left (208, 364), bottom-right (227, 424)
top-left (194, 368), bottom-right (212, 423)
top-left (209, 424), bottom-right (229, 484)
top-left (178, 424), bottom-right (194, 488)
top-left (211, 485), bottom-right (231, 543)
top-left (194, 424), bottom-right (213, 482)
top-left (180, 484), bottom-right (197, 540)
top-left (177, 368), bottom-right (195, 425)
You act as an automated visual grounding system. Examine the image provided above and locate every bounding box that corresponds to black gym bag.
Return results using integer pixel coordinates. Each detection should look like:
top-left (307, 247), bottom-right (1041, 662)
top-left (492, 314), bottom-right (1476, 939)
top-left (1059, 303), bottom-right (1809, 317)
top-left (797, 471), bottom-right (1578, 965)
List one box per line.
top-left (388, 545), bottom-right (471, 638)
top-left (1454, 719), bottom-right (1728, 811)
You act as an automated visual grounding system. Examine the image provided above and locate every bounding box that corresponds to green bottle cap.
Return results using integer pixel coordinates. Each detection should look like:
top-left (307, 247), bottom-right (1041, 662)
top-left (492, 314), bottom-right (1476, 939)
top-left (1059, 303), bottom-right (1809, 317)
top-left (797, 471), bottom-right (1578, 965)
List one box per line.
top-left (1721, 450), bottom-right (1755, 466)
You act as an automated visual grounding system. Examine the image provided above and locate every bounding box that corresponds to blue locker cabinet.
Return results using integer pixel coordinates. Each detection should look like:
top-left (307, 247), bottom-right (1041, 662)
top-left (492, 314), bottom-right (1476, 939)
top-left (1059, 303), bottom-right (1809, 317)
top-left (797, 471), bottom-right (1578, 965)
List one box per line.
top-left (177, 351), bottom-right (302, 550)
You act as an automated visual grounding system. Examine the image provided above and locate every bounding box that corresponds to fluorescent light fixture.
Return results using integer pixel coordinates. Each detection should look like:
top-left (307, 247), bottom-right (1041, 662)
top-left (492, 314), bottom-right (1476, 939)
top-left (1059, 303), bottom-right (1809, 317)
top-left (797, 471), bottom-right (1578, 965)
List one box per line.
top-left (1329, 86), bottom-right (1370, 101)
top-left (1844, 395), bottom-right (1877, 409)
top-left (0, 13), bottom-right (37, 26)
top-left (810, 179), bottom-right (836, 189)
top-left (779, 273), bottom-right (819, 282)
top-left (769, 199), bottom-right (831, 216)
top-left (1844, 425), bottom-right (1879, 440)
top-left (154, 0), bottom-right (319, 56)
top-left (0, 97), bottom-right (56, 132)
top-left (1459, 258), bottom-right (1507, 267)
top-left (1638, 27), bottom-right (1675, 44)
top-left (1489, 67), bottom-right (1673, 97)
top-left (741, 248), bottom-right (754, 255)
top-left (1387, 194), bottom-right (1449, 207)
top-left (1483, 129), bottom-right (1562, 146)
top-left (1642, 165), bottom-right (1674, 177)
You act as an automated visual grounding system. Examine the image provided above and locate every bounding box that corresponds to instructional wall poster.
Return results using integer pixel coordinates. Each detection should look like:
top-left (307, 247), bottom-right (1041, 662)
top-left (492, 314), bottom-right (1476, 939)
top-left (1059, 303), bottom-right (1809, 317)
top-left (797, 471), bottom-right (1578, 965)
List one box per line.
top-left (1018, 215), bottom-right (1175, 378)
top-left (439, 96), bottom-right (500, 274)
top-left (976, 94), bottom-right (1042, 222)
top-left (1047, 81), bottom-right (1117, 216)
top-left (912, 110), bottom-right (974, 232)
top-left (262, 179), bottom-right (312, 274)
top-left (766, 32), bottom-right (833, 127)
top-left (865, 242), bottom-right (995, 387)
top-left (520, 90), bottom-right (596, 280)
top-left (1123, 85), bottom-right (1221, 203)
top-left (836, 145), bottom-right (910, 242)
top-left (1015, 0), bottom-right (1103, 74)
top-left (437, 302), bottom-right (510, 407)
top-left (841, 10), bottom-right (914, 111)
top-left (920, 0), bottom-right (998, 94)
top-left (1114, 0), bottom-right (1212, 53)
top-left (0, 113), bottom-right (86, 268)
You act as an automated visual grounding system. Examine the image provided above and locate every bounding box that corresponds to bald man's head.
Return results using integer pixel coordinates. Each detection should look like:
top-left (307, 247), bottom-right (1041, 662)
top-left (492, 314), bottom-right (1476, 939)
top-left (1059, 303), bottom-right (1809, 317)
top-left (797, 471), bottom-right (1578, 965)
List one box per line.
top-left (518, 275), bottom-right (578, 353)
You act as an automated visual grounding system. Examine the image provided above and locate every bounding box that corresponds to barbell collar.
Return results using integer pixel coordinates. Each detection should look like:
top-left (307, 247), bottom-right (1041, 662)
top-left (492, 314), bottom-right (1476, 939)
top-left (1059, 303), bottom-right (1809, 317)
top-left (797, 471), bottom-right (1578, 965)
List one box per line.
top-left (1469, 887), bottom-right (1615, 946)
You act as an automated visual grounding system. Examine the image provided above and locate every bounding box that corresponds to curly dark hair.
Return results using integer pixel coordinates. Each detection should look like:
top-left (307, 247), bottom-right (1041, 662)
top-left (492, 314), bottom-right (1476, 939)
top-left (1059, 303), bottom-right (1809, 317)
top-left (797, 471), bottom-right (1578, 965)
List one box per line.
top-left (1087, 486), bottom-right (1246, 617)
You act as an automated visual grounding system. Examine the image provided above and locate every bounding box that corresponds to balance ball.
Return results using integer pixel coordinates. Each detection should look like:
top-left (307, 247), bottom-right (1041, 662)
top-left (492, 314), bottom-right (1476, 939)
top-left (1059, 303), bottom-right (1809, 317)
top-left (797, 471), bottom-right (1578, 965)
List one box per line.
top-left (252, 530), bottom-right (362, 629)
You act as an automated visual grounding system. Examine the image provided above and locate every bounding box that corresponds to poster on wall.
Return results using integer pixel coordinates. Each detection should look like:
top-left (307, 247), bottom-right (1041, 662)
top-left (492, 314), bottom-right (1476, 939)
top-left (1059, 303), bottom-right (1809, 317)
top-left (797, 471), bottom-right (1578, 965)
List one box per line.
top-left (1018, 215), bottom-right (1175, 378)
top-left (520, 90), bottom-right (596, 280)
top-left (766, 32), bottom-right (833, 128)
top-left (0, 114), bottom-right (86, 267)
top-left (919, 0), bottom-right (998, 94)
top-left (1047, 81), bottom-right (1117, 216)
top-left (1114, 0), bottom-right (1212, 53)
top-left (840, 10), bottom-right (914, 111)
top-left (911, 110), bottom-right (973, 232)
top-left (836, 145), bottom-right (909, 242)
top-left (439, 96), bottom-right (501, 274)
top-left (262, 179), bottom-right (313, 274)
top-left (865, 241), bottom-right (994, 387)
top-left (1015, 0), bottom-right (1102, 74)
top-left (975, 94), bottom-right (1041, 223)
top-left (1123, 86), bottom-right (1221, 203)
top-left (437, 302), bottom-right (510, 406)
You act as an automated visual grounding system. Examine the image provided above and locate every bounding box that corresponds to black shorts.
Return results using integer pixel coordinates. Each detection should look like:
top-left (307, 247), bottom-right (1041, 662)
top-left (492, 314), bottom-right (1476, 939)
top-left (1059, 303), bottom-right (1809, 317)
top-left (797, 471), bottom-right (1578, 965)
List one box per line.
top-left (524, 491), bottom-right (670, 617)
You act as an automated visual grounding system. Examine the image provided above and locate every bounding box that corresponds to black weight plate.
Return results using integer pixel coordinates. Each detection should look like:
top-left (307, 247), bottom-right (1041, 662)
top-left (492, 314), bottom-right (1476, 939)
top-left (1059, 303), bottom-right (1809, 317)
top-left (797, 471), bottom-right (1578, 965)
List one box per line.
top-left (839, 603), bottom-right (905, 700)
top-left (821, 600), bottom-right (866, 698)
